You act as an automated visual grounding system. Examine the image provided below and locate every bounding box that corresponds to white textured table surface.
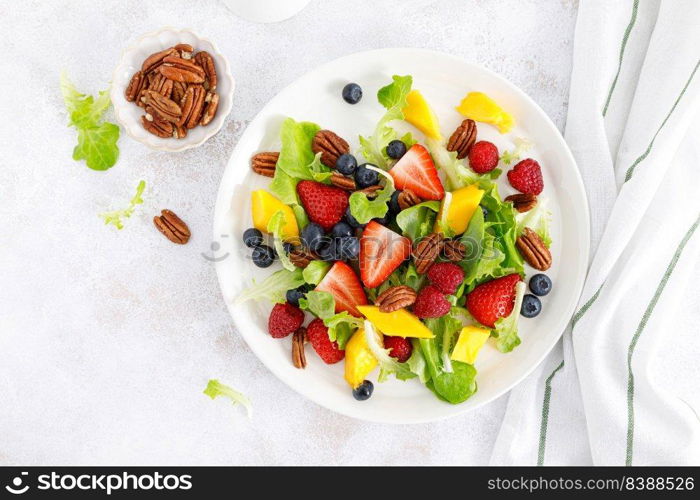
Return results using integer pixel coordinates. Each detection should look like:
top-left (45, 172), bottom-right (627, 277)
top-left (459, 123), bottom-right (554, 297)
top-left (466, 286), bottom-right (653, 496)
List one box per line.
top-left (0, 0), bottom-right (577, 465)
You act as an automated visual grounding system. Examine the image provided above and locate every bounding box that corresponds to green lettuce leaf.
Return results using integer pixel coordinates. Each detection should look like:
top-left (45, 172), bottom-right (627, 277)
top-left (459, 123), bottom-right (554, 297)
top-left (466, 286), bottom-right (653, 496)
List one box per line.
top-left (363, 321), bottom-right (415, 382)
top-left (60, 72), bottom-right (120, 171)
top-left (499, 137), bottom-right (533, 165)
top-left (516, 198), bottom-right (552, 248)
top-left (358, 75), bottom-right (413, 168)
top-left (267, 210), bottom-right (296, 271)
top-left (99, 180), bottom-right (146, 230)
top-left (299, 290), bottom-right (361, 349)
top-left (418, 311), bottom-right (478, 404)
top-left (235, 268), bottom-right (304, 304)
top-left (396, 201), bottom-right (440, 240)
top-left (493, 281), bottom-right (526, 352)
top-left (480, 183), bottom-right (524, 275)
top-left (203, 379), bottom-right (252, 419)
top-left (348, 166), bottom-right (395, 224)
top-left (425, 137), bottom-right (498, 190)
top-left (407, 339), bottom-right (429, 383)
top-left (302, 260), bottom-right (331, 285)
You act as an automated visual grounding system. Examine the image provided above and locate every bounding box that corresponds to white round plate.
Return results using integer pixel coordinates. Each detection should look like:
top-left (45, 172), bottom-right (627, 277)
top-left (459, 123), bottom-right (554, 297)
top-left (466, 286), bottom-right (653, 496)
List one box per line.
top-left (213, 48), bottom-right (589, 423)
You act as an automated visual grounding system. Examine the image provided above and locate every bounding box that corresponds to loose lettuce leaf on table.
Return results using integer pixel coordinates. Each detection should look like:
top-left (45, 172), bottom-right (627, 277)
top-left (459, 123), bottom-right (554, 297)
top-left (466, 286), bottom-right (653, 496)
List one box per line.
top-left (358, 75), bottom-right (413, 168)
top-left (60, 72), bottom-right (120, 171)
top-left (203, 379), bottom-right (252, 419)
top-left (99, 180), bottom-right (146, 230)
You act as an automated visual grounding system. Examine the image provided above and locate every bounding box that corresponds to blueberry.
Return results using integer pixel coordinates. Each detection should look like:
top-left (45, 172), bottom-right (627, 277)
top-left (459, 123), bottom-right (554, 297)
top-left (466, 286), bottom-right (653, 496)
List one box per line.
top-left (301, 223), bottom-right (325, 252)
top-left (252, 245), bottom-right (275, 268)
top-left (529, 274), bottom-right (552, 296)
top-left (355, 164), bottom-right (379, 188)
top-left (342, 83), bottom-right (362, 104)
top-left (389, 190), bottom-right (402, 214)
top-left (331, 222), bottom-right (353, 239)
top-left (337, 236), bottom-right (360, 260)
top-left (372, 212), bottom-right (390, 226)
top-left (243, 228), bottom-right (263, 248)
top-left (335, 154), bottom-right (357, 175)
top-left (386, 140), bottom-right (407, 160)
top-left (345, 207), bottom-right (365, 229)
top-left (317, 239), bottom-right (340, 261)
top-left (283, 242), bottom-right (295, 254)
top-left (286, 284), bottom-right (311, 307)
top-left (521, 294), bottom-right (542, 318)
top-left (482, 207), bottom-right (489, 219)
top-left (352, 380), bottom-right (374, 401)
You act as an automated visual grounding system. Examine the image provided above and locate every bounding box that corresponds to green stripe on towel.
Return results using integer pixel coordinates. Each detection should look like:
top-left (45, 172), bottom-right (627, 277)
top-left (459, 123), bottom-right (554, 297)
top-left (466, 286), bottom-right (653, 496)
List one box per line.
top-left (625, 215), bottom-right (700, 465)
top-left (537, 360), bottom-right (565, 465)
top-left (602, 0), bottom-right (639, 116)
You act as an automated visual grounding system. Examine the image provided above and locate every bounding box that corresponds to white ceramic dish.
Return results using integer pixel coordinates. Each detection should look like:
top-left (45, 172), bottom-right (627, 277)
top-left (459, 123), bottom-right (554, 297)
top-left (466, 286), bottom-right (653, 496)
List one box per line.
top-left (111, 27), bottom-right (234, 152)
top-left (213, 48), bottom-right (590, 423)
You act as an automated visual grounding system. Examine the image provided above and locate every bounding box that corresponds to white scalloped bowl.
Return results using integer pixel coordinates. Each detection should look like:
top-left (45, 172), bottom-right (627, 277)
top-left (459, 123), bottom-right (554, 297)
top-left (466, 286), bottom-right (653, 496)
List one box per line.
top-left (111, 27), bottom-right (235, 152)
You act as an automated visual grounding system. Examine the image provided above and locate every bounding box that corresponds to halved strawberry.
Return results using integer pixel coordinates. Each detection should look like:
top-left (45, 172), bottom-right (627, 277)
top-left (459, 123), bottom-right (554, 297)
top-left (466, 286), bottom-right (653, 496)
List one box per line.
top-left (315, 261), bottom-right (368, 317)
top-left (465, 274), bottom-right (522, 328)
top-left (296, 180), bottom-right (349, 231)
top-left (388, 144), bottom-right (445, 200)
top-left (359, 221), bottom-right (412, 288)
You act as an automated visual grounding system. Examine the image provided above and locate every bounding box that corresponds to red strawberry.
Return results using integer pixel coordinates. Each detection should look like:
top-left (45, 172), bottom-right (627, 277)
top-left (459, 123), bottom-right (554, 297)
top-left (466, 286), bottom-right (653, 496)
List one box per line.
top-left (388, 144), bottom-right (445, 200)
top-left (507, 159), bottom-right (543, 195)
top-left (307, 318), bottom-right (345, 364)
top-left (468, 141), bottom-right (499, 173)
top-left (427, 262), bottom-right (465, 294)
top-left (315, 261), bottom-right (368, 317)
top-left (268, 302), bottom-right (304, 338)
top-left (413, 285), bottom-right (451, 319)
top-left (383, 336), bottom-right (412, 363)
top-left (359, 221), bottom-right (412, 288)
top-left (466, 274), bottom-right (521, 328)
top-left (296, 180), bottom-right (349, 231)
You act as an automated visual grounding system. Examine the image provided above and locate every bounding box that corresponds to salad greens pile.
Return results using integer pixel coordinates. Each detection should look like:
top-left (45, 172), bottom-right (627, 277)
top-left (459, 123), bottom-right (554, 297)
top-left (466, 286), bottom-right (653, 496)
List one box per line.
top-left (237, 73), bottom-right (551, 405)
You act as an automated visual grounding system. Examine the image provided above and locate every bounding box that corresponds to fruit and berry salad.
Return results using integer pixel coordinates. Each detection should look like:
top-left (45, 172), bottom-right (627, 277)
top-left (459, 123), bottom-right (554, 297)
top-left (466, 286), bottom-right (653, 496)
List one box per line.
top-left (237, 76), bottom-right (553, 404)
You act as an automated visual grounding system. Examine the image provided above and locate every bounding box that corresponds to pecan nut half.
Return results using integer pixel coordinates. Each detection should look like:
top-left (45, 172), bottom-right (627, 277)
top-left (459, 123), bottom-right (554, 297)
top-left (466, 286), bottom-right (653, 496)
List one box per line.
top-left (398, 188), bottom-right (421, 210)
top-left (194, 51), bottom-right (217, 91)
top-left (141, 113), bottom-right (173, 138)
top-left (375, 285), bottom-right (417, 313)
top-left (442, 239), bottom-right (466, 262)
top-left (147, 73), bottom-right (174, 98)
top-left (292, 327), bottom-right (307, 369)
top-left (158, 55), bottom-right (206, 84)
top-left (516, 227), bottom-right (551, 270)
top-left (153, 209), bottom-right (191, 244)
top-left (312, 130), bottom-right (349, 167)
top-left (413, 232), bottom-right (444, 274)
top-left (447, 119), bottom-right (477, 159)
top-left (171, 81), bottom-right (188, 103)
top-left (178, 85), bottom-right (206, 128)
top-left (142, 90), bottom-right (182, 123)
top-left (200, 91), bottom-right (219, 126)
top-left (251, 152), bottom-right (279, 177)
top-left (141, 47), bottom-right (178, 74)
top-left (125, 71), bottom-right (146, 102)
top-left (330, 172), bottom-right (356, 191)
top-left (357, 185), bottom-right (383, 199)
top-left (289, 248), bottom-right (318, 268)
top-left (505, 193), bottom-right (538, 213)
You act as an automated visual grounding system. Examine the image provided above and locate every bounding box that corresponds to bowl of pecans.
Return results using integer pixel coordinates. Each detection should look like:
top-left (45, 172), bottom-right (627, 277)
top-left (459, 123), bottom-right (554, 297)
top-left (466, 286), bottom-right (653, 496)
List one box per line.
top-left (111, 27), bottom-right (234, 152)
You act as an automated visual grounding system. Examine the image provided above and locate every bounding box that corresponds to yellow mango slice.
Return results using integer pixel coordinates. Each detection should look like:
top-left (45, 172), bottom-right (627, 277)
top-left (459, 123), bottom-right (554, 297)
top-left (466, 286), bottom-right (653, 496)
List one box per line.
top-left (356, 305), bottom-right (434, 338)
top-left (456, 91), bottom-right (515, 133)
top-left (344, 328), bottom-right (378, 389)
top-left (251, 190), bottom-right (299, 242)
top-left (403, 90), bottom-right (442, 140)
top-left (434, 185), bottom-right (484, 235)
top-left (451, 325), bottom-right (491, 364)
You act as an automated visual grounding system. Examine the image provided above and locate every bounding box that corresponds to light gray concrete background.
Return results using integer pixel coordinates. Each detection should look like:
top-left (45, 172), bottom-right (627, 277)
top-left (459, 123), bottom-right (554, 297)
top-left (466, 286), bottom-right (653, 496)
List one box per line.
top-left (0, 0), bottom-right (579, 465)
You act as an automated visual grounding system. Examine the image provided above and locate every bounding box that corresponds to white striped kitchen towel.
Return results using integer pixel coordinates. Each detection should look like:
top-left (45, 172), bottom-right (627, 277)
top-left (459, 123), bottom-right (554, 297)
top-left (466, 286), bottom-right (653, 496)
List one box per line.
top-left (491, 0), bottom-right (700, 465)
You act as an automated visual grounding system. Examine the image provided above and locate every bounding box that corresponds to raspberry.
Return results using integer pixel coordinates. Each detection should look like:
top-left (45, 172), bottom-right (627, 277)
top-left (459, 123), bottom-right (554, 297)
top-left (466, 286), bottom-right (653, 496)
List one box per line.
top-left (427, 262), bottom-right (465, 294)
top-left (267, 302), bottom-right (304, 338)
top-left (306, 318), bottom-right (345, 364)
top-left (413, 285), bottom-right (451, 319)
top-left (507, 158), bottom-right (543, 195)
top-left (468, 141), bottom-right (499, 173)
top-left (383, 336), bottom-right (413, 363)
